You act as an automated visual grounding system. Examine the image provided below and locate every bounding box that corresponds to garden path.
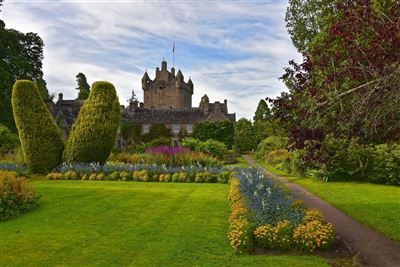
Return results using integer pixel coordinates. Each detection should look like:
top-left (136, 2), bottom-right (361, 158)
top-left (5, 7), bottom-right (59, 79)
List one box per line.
top-left (242, 155), bottom-right (400, 267)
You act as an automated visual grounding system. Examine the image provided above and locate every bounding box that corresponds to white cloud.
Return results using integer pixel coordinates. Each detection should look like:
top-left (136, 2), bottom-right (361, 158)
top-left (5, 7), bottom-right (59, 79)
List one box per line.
top-left (2, 0), bottom-right (302, 119)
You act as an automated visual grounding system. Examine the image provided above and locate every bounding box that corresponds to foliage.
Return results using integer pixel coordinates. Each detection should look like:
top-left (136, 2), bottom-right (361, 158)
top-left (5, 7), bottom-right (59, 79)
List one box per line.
top-left (109, 149), bottom-right (222, 167)
top-left (63, 81), bottom-right (121, 164)
top-left (0, 170), bottom-right (40, 220)
top-left (146, 137), bottom-right (171, 148)
top-left (256, 136), bottom-right (288, 159)
top-left (12, 80), bottom-right (64, 173)
top-left (192, 121), bottom-right (234, 148)
top-left (272, 0), bottom-right (400, 179)
top-left (309, 136), bottom-right (400, 184)
top-left (253, 99), bottom-right (272, 122)
top-left (0, 21), bottom-right (48, 131)
top-left (120, 123), bottom-right (142, 145)
top-left (75, 72), bottom-right (90, 100)
top-left (234, 118), bottom-right (257, 152)
top-left (143, 123), bottom-right (172, 142)
top-left (0, 124), bottom-right (19, 154)
top-left (286, 0), bottom-right (337, 53)
top-left (181, 137), bottom-right (227, 160)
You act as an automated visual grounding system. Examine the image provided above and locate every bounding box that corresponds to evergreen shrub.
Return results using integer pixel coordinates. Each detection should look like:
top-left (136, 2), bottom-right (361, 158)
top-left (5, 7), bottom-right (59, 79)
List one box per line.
top-left (63, 81), bottom-right (121, 164)
top-left (12, 80), bottom-right (64, 173)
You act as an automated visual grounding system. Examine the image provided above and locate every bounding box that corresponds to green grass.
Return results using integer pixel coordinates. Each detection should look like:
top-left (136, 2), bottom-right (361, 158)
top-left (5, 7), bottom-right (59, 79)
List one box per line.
top-left (252, 156), bottom-right (400, 243)
top-left (0, 181), bottom-right (328, 267)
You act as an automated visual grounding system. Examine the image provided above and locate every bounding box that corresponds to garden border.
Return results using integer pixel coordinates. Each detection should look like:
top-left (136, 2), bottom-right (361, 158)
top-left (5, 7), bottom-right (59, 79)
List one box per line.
top-left (243, 155), bottom-right (400, 267)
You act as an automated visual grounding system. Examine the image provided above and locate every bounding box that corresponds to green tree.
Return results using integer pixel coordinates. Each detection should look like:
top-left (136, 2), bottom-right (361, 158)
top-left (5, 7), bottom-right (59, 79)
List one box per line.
top-left (76, 72), bottom-right (90, 100)
top-left (234, 118), bottom-right (256, 152)
top-left (192, 121), bottom-right (234, 148)
top-left (12, 80), bottom-right (64, 173)
top-left (143, 123), bottom-right (172, 142)
top-left (0, 21), bottom-right (48, 131)
top-left (286, 0), bottom-right (337, 53)
top-left (63, 81), bottom-right (121, 164)
top-left (253, 99), bottom-right (271, 122)
top-left (0, 124), bottom-right (19, 154)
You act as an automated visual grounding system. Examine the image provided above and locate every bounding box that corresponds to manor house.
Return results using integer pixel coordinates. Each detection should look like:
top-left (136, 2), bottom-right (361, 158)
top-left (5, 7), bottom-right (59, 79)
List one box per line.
top-left (48, 60), bottom-right (236, 145)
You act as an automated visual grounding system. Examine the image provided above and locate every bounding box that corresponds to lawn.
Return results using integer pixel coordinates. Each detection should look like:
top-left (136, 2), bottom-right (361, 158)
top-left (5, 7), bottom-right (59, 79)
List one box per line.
top-left (0, 180), bottom-right (328, 267)
top-left (252, 156), bottom-right (400, 243)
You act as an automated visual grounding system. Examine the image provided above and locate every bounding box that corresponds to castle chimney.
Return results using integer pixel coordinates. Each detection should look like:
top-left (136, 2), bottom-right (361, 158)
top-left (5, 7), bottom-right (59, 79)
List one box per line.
top-left (139, 102), bottom-right (144, 108)
top-left (171, 67), bottom-right (175, 77)
top-left (156, 67), bottom-right (160, 78)
top-left (224, 99), bottom-right (228, 113)
top-left (58, 93), bottom-right (63, 102)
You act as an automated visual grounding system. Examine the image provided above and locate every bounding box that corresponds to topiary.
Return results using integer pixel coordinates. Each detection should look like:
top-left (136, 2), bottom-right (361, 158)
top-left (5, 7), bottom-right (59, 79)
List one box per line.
top-left (12, 80), bottom-right (64, 173)
top-left (63, 81), bottom-right (121, 164)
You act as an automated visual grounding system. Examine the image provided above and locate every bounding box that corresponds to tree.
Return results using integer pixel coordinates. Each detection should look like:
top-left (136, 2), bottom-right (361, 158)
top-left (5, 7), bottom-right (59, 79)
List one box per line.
top-left (63, 81), bottom-right (121, 164)
top-left (286, 0), bottom-right (337, 53)
top-left (0, 124), bottom-right (19, 154)
top-left (270, 0), bottom-right (400, 173)
top-left (253, 99), bottom-right (271, 122)
top-left (0, 21), bottom-right (48, 131)
top-left (12, 80), bottom-right (64, 173)
top-left (75, 72), bottom-right (90, 100)
top-left (127, 89), bottom-right (137, 104)
top-left (192, 121), bottom-right (234, 148)
top-left (234, 118), bottom-right (257, 152)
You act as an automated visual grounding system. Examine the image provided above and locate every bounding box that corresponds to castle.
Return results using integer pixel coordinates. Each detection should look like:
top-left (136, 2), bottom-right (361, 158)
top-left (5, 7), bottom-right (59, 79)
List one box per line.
top-left (48, 60), bottom-right (235, 146)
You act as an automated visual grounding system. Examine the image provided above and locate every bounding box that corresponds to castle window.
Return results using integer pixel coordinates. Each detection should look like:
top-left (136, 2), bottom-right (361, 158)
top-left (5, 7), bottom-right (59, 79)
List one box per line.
top-left (172, 124), bottom-right (180, 134)
top-left (143, 124), bottom-right (150, 134)
top-left (186, 124), bottom-right (193, 134)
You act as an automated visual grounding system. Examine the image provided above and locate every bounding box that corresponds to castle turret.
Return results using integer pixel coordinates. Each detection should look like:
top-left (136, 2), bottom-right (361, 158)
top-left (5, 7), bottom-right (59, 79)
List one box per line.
top-left (176, 70), bottom-right (184, 88)
top-left (187, 78), bottom-right (194, 94)
top-left (142, 71), bottom-right (150, 90)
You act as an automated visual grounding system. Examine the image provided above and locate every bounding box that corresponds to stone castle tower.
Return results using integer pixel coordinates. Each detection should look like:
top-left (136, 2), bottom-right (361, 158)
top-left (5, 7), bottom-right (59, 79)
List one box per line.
top-left (142, 60), bottom-right (193, 109)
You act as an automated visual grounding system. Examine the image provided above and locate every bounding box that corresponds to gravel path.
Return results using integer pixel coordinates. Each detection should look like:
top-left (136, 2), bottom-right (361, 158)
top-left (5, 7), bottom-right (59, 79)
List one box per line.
top-left (242, 154), bottom-right (400, 267)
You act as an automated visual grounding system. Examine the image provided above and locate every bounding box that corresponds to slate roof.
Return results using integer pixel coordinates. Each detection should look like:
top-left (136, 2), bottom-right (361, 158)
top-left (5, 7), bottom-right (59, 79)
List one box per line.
top-left (122, 108), bottom-right (207, 124)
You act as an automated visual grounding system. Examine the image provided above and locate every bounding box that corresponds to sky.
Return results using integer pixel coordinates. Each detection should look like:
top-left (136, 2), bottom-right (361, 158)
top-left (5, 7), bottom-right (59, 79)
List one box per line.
top-left (1, 0), bottom-right (302, 119)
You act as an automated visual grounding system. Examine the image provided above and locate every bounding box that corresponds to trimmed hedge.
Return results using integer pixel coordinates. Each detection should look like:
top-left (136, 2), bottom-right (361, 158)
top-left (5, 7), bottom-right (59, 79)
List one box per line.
top-left (12, 80), bottom-right (64, 173)
top-left (63, 81), bottom-right (121, 164)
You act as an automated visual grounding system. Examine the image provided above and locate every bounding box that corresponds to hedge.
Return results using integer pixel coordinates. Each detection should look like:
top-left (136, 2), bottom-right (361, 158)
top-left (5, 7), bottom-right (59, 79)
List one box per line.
top-left (63, 81), bottom-right (121, 164)
top-left (12, 80), bottom-right (64, 173)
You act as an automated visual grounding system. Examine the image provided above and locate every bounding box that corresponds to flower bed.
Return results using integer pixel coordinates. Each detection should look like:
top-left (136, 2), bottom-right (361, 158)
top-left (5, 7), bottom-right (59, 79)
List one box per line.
top-left (0, 170), bottom-right (40, 220)
top-left (228, 169), bottom-right (335, 253)
top-left (109, 147), bottom-right (222, 167)
top-left (46, 162), bottom-right (235, 184)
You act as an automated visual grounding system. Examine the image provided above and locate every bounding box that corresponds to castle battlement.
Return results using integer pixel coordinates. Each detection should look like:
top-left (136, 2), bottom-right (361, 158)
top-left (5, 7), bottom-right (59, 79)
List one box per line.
top-left (141, 60), bottom-right (193, 109)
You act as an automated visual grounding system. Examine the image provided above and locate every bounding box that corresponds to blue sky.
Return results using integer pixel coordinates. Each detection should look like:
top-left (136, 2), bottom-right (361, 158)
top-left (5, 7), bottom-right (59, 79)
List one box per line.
top-left (1, 0), bottom-right (302, 119)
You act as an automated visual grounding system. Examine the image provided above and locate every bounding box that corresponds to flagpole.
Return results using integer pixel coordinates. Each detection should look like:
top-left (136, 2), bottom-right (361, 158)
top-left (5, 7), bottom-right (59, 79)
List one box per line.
top-left (173, 42), bottom-right (175, 68)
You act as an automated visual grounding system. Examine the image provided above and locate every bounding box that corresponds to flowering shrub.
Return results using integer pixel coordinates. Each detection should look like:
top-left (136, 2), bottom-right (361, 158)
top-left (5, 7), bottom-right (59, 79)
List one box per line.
top-left (0, 163), bottom-right (26, 174)
top-left (48, 162), bottom-right (238, 184)
top-left (228, 169), bottom-right (335, 253)
top-left (293, 220), bottom-right (335, 252)
top-left (254, 220), bottom-right (293, 250)
top-left (236, 169), bottom-right (304, 226)
top-left (0, 171), bottom-right (40, 220)
top-left (146, 146), bottom-right (189, 156)
top-left (227, 177), bottom-right (253, 253)
top-left (109, 150), bottom-right (222, 167)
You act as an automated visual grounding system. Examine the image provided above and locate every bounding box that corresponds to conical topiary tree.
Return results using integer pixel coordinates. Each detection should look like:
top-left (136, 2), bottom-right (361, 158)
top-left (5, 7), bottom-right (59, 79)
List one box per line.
top-left (63, 81), bottom-right (121, 163)
top-left (12, 80), bottom-right (64, 173)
